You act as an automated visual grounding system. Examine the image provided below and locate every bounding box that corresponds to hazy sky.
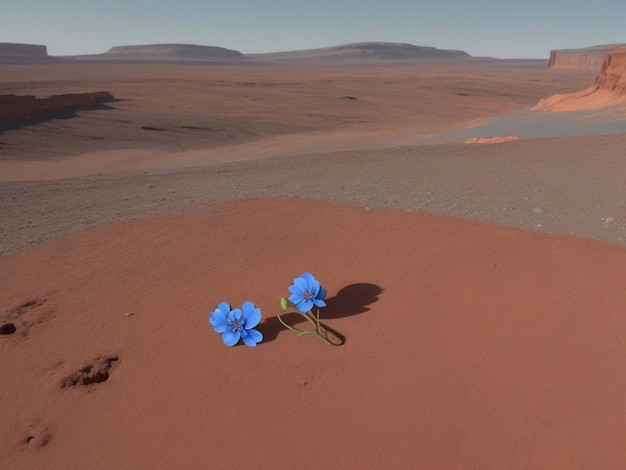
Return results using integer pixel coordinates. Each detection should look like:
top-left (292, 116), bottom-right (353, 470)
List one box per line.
top-left (3, 0), bottom-right (625, 59)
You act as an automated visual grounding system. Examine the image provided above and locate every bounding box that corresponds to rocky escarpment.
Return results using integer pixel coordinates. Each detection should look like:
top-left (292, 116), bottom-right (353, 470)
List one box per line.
top-left (548, 44), bottom-right (625, 70)
top-left (0, 42), bottom-right (50, 63)
top-left (0, 42), bottom-right (47, 58)
top-left (0, 92), bottom-right (114, 124)
top-left (101, 44), bottom-right (246, 60)
top-left (250, 42), bottom-right (470, 61)
top-left (536, 47), bottom-right (626, 111)
top-left (594, 47), bottom-right (626, 94)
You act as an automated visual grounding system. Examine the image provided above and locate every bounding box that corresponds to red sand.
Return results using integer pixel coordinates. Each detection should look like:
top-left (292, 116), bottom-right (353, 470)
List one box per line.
top-left (533, 87), bottom-right (626, 112)
top-left (2, 57), bottom-right (625, 469)
top-left (2, 198), bottom-right (626, 468)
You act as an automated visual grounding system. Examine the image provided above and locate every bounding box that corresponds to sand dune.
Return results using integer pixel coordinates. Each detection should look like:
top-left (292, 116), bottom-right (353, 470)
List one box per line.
top-left (2, 198), bottom-right (626, 468)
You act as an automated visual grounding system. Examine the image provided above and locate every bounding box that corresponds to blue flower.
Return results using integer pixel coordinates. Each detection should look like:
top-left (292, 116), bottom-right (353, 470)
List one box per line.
top-left (288, 272), bottom-right (327, 313)
top-left (209, 301), bottom-right (263, 347)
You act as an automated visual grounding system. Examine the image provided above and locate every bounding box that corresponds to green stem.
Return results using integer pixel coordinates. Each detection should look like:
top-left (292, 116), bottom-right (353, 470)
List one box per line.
top-left (296, 330), bottom-right (333, 345)
top-left (276, 313), bottom-right (304, 333)
top-left (277, 309), bottom-right (333, 346)
top-left (315, 308), bottom-right (322, 334)
top-left (301, 310), bottom-right (318, 328)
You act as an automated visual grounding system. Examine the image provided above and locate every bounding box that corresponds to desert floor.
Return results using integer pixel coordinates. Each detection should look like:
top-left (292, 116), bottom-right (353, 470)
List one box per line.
top-left (2, 60), bottom-right (626, 468)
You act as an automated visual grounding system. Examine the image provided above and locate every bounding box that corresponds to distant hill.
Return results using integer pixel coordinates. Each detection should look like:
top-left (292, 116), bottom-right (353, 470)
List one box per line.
top-left (97, 44), bottom-right (246, 61)
top-left (0, 42), bottom-right (47, 57)
top-left (249, 42), bottom-right (470, 61)
top-left (548, 44), bottom-right (626, 70)
top-left (0, 42), bottom-right (56, 63)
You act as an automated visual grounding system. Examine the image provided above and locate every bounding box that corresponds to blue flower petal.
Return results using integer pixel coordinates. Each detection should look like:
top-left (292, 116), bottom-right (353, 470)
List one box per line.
top-left (297, 299), bottom-right (314, 313)
top-left (242, 302), bottom-right (262, 329)
top-left (209, 309), bottom-right (229, 333)
top-left (317, 286), bottom-right (327, 300)
top-left (229, 308), bottom-right (243, 323)
top-left (301, 272), bottom-right (319, 291)
top-left (241, 301), bottom-right (254, 316)
top-left (217, 302), bottom-right (231, 314)
top-left (293, 276), bottom-right (308, 292)
top-left (288, 272), bottom-right (327, 313)
top-left (243, 328), bottom-right (263, 347)
top-left (311, 283), bottom-right (321, 297)
top-left (222, 329), bottom-right (241, 347)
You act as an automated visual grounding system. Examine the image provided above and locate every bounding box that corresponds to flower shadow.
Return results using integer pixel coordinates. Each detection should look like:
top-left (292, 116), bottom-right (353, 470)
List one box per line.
top-left (258, 283), bottom-right (383, 345)
top-left (323, 283), bottom-right (383, 319)
top-left (259, 312), bottom-right (301, 343)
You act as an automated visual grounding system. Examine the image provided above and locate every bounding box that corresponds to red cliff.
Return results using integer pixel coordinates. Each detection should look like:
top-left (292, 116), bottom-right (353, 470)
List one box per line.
top-left (548, 44), bottom-right (626, 70)
top-left (535, 47), bottom-right (626, 112)
top-left (594, 47), bottom-right (626, 94)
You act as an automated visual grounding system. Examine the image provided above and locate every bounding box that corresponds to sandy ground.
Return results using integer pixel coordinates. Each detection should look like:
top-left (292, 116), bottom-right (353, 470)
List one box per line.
top-left (0, 60), bottom-right (594, 163)
top-left (2, 60), bottom-right (626, 468)
top-left (3, 132), bottom-right (626, 257)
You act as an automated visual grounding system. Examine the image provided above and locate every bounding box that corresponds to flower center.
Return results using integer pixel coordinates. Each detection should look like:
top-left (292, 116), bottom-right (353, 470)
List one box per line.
top-left (302, 289), bottom-right (315, 300)
top-left (230, 319), bottom-right (243, 331)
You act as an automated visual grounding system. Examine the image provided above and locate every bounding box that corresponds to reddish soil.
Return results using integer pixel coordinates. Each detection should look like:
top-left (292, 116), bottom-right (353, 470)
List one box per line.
top-left (1, 59), bottom-right (625, 468)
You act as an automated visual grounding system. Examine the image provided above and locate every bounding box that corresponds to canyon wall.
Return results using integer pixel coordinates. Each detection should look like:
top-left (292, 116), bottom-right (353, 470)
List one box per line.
top-left (0, 95), bottom-right (37, 123)
top-left (548, 44), bottom-right (625, 70)
top-left (536, 47), bottom-right (626, 111)
top-left (594, 47), bottom-right (626, 94)
top-left (0, 92), bottom-right (114, 124)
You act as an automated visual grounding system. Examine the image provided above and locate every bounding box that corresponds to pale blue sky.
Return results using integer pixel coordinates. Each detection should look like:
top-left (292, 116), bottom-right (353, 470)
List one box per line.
top-left (2, 0), bottom-right (625, 58)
